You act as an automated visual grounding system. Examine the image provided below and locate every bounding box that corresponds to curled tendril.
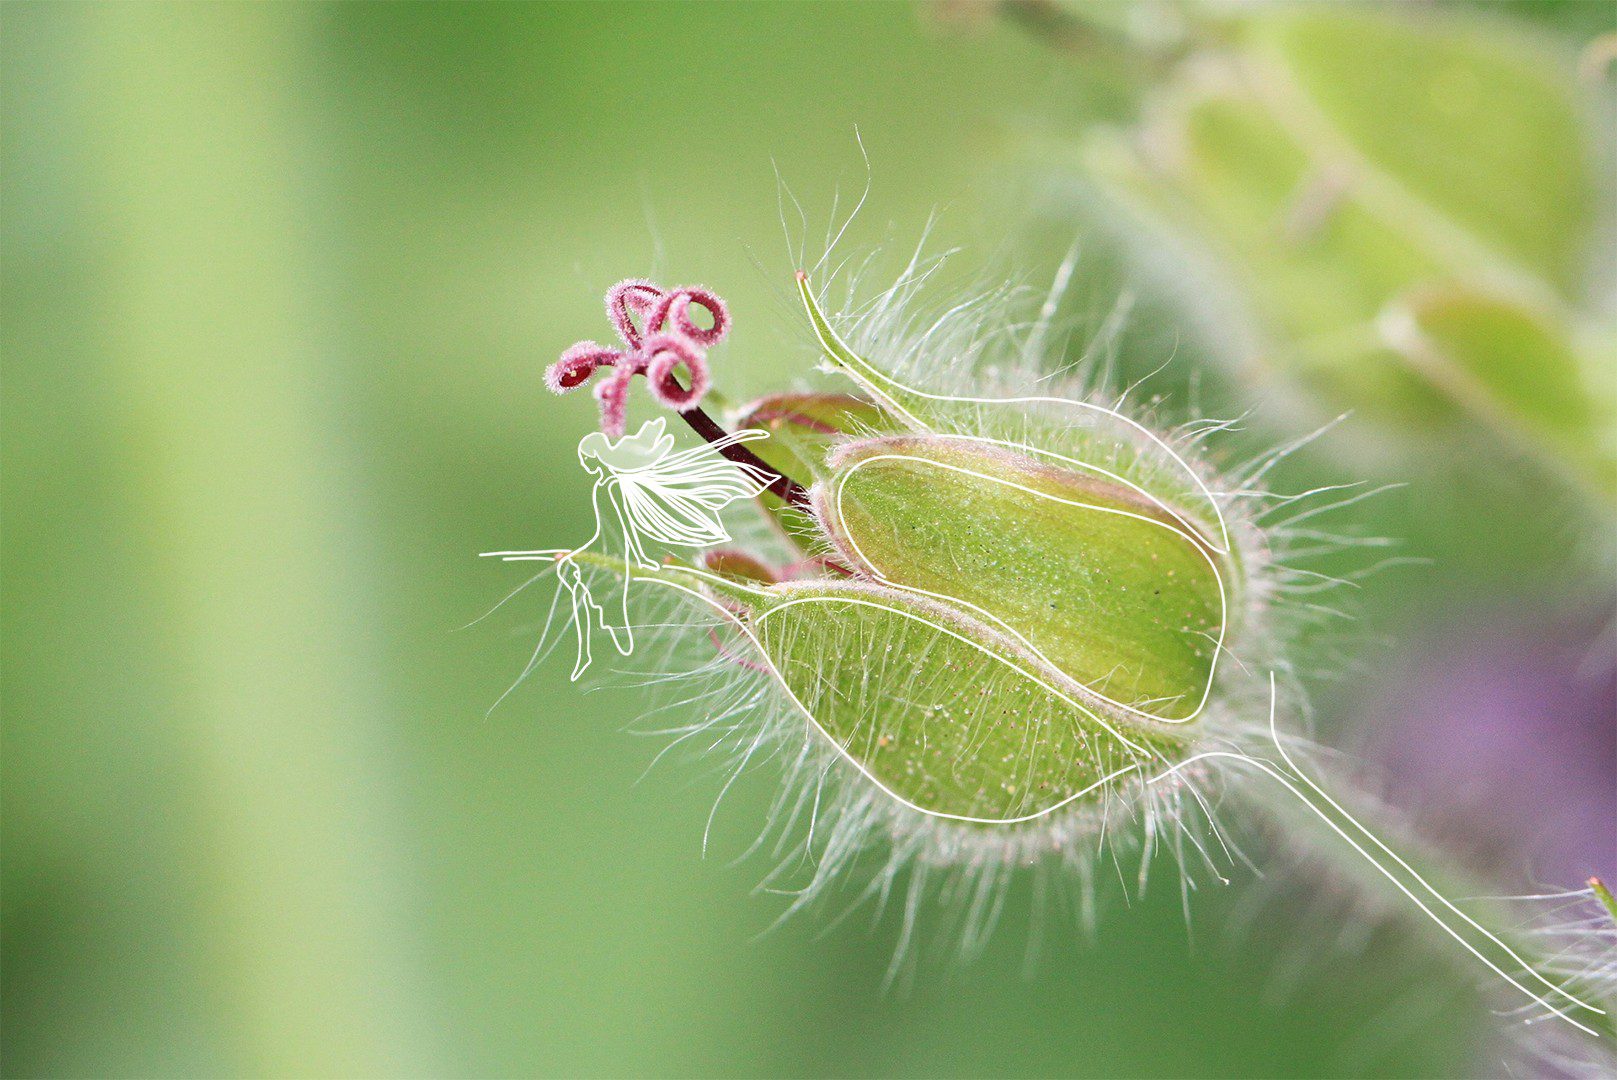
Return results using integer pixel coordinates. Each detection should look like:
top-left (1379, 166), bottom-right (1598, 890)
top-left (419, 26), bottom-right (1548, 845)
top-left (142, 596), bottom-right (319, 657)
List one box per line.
top-left (546, 279), bottom-right (730, 437)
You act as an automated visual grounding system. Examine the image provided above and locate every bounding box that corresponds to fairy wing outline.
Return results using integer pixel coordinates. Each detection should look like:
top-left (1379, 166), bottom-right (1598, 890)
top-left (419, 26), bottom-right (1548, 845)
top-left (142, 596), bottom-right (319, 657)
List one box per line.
top-left (609, 430), bottom-right (774, 559)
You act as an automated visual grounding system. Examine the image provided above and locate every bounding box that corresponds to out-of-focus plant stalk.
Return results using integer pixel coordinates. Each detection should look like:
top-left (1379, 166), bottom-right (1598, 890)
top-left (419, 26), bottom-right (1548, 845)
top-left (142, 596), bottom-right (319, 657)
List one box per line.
top-left (999, 2), bottom-right (1617, 525)
top-left (84, 7), bottom-right (433, 1074)
top-left (1256, 764), bottom-right (1616, 1049)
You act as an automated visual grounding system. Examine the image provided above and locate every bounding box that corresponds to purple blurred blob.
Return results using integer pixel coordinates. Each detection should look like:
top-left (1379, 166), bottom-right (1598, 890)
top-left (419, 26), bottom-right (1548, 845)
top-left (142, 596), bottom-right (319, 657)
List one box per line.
top-left (1363, 607), bottom-right (1616, 886)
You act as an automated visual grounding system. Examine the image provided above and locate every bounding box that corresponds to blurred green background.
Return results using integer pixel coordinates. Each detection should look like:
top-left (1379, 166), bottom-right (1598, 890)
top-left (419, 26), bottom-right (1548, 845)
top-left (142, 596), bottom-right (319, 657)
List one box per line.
top-left (3, 3), bottom-right (1611, 1077)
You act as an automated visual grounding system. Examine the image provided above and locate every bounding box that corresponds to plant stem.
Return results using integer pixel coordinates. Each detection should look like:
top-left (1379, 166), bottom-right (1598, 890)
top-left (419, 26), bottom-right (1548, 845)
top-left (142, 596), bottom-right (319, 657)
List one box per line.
top-left (678, 404), bottom-right (812, 510)
top-left (1255, 767), bottom-right (1616, 1051)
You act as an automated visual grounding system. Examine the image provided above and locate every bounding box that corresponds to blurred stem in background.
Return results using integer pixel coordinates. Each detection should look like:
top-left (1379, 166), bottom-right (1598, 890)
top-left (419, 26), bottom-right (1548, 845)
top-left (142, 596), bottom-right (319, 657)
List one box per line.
top-left (75, 6), bottom-right (430, 1073)
top-left (999, 0), bottom-right (1616, 531)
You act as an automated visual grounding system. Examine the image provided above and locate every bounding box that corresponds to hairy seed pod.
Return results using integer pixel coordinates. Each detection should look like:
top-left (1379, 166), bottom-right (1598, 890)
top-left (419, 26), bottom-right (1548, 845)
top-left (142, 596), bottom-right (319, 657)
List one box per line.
top-left (529, 269), bottom-right (1275, 838)
top-left (499, 263), bottom-right (1616, 1064)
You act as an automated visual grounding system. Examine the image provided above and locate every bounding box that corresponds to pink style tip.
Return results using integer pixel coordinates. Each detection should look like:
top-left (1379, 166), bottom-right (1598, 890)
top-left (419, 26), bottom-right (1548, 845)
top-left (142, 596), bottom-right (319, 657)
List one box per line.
top-left (545, 280), bottom-right (730, 437)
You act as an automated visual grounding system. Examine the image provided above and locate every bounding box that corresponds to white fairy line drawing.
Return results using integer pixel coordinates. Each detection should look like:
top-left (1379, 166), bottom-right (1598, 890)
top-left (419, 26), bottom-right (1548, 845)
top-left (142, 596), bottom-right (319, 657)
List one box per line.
top-left (482, 418), bottom-right (773, 680)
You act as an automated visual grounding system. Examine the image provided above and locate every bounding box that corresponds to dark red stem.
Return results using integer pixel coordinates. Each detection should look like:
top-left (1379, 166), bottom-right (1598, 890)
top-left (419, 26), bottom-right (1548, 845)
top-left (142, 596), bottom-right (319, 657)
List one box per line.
top-left (678, 405), bottom-right (812, 510)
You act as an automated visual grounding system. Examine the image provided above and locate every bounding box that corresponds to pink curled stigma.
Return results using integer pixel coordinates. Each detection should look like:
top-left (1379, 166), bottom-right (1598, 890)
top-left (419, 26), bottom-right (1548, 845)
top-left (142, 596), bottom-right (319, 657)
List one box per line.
top-left (545, 279), bottom-right (730, 437)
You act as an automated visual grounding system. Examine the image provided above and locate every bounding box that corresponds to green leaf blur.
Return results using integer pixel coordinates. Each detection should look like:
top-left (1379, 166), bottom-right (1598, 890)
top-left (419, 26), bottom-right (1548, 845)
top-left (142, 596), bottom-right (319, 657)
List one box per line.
top-left (6, 2), bottom-right (1605, 1077)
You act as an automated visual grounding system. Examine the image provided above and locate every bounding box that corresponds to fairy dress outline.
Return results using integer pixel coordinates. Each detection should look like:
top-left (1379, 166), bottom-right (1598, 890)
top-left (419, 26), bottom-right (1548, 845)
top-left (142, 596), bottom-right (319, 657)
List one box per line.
top-left (482, 417), bottom-right (772, 679)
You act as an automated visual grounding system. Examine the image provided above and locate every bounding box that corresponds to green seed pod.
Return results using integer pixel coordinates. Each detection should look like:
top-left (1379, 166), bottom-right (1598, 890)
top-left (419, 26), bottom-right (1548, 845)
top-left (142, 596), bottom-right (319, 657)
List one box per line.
top-left (815, 434), bottom-right (1229, 723)
top-left (520, 266), bottom-right (1288, 906)
top-left (540, 269), bottom-right (1281, 839)
top-left (709, 578), bottom-right (1186, 823)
